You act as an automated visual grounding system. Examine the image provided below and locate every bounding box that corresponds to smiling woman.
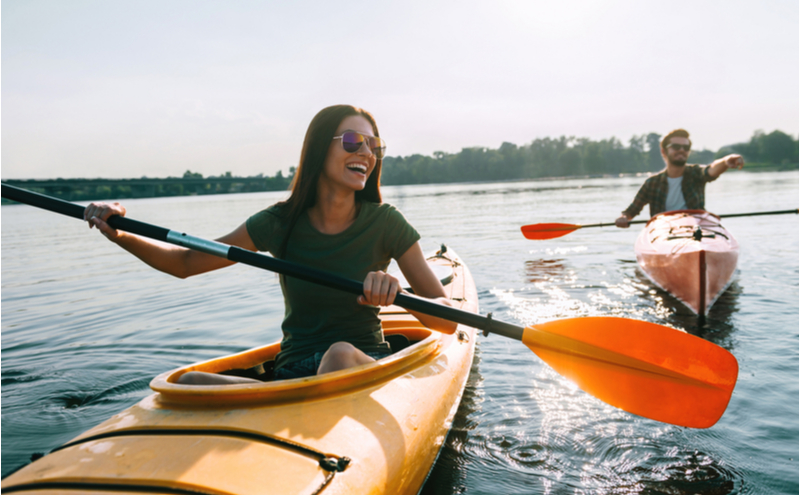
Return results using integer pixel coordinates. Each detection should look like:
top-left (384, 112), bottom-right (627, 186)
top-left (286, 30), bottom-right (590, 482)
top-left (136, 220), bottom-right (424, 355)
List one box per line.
top-left (81, 104), bottom-right (457, 383)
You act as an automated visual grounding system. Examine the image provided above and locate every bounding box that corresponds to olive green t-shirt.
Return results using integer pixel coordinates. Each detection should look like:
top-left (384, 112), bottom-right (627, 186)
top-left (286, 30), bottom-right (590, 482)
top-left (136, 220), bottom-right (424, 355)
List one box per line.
top-left (246, 201), bottom-right (420, 370)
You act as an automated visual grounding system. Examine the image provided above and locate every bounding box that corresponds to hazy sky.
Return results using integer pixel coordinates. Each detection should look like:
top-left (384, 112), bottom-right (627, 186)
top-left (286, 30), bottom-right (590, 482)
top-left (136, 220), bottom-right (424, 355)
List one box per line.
top-left (2, 0), bottom-right (798, 179)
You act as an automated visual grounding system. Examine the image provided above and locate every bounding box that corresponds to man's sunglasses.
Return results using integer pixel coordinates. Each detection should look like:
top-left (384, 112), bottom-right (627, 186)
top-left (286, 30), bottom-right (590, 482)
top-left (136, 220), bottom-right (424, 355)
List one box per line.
top-left (666, 143), bottom-right (691, 152)
top-left (333, 131), bottom-right (386, 159)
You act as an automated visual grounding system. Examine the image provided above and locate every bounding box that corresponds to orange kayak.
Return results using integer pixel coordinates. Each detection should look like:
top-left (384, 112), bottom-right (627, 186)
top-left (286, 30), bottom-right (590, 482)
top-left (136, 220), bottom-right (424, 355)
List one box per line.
top-left (635, 210), bottom-right (739, 316)
top-left (1, 246), bottom-right (478, 495)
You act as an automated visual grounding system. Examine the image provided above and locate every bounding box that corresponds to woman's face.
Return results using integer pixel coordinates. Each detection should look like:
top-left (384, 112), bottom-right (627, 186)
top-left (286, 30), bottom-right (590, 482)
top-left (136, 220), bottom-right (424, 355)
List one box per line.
top-left (319, 115), bottom-right (378, 193)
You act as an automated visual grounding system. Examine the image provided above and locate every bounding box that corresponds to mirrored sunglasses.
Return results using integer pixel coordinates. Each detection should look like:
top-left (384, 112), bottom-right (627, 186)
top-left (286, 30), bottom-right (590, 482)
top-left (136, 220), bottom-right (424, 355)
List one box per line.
top-left (666, 143), bottom-right (691, 152)
top-left (333, 131), bottom-right (386, 159)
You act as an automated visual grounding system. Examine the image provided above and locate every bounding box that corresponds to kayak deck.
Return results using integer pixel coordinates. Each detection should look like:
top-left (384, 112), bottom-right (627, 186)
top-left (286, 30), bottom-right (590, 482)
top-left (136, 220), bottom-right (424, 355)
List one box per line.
top-left (2, 247), bottom-right (479, 495)
top-left (635, 210), bottom-right (739, 315)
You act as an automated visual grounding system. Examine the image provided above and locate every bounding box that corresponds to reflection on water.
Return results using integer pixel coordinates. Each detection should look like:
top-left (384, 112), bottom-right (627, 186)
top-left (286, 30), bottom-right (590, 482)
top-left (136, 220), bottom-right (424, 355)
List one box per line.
top-left (673, 284), bottom-right (741, 351)
top-left (433, 327), bottom-right (748, 494)
top-left (421, 347), bottom-right (484, 494)
top-left (632, 269), bottom-right (742, 350)
top-left (524, 259), bottom-right (568, 284)
top-left (394, 182), bottom-right (610, 202)
top-left (433, 329), bottom-right (746, 494)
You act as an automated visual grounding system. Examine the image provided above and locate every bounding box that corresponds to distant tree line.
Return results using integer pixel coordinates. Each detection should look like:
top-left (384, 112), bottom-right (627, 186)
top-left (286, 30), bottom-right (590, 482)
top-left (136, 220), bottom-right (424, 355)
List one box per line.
top-left (721, 130), bottom-right (799, 166)
top-left (2, 170), bottom-right (294, 202)
top-left (3, 130), bottom-right (795, 203)
top-left (380, 129), bottom-right (797, 185)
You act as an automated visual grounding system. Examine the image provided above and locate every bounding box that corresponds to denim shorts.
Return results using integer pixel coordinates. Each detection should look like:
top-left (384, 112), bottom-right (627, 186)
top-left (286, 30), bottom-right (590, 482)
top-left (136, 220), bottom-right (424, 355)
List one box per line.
top-left (274, 349), bottom-right (391, 380)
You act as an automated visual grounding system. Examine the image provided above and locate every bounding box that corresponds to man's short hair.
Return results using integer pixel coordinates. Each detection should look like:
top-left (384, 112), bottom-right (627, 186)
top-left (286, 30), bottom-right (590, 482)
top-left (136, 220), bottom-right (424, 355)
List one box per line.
top-left (661, 129), bottom-right (691, 151)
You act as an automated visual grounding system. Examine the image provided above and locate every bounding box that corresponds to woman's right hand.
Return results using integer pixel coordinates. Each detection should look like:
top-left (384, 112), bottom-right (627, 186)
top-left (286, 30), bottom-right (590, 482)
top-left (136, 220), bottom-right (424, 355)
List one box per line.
top-left (84, 202), bottom-right (126, 241)
top-left (359, 271), bottom-right (402, 307)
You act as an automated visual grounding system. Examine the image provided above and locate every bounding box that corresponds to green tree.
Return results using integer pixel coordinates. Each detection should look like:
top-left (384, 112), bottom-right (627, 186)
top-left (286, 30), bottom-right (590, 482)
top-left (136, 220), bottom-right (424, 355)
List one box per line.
top-left (558, 147), bottom-right (582, 176)
top-left (646, 133), bottom-right (663, 171)
top-left (759, 130), bottom-right (799, 164)
top-left (627, 135), bottom-right (647, 172)
top-left (728, 130), bottom-right (799, 164)
top-left (689, 149), bottom-right (715, 164)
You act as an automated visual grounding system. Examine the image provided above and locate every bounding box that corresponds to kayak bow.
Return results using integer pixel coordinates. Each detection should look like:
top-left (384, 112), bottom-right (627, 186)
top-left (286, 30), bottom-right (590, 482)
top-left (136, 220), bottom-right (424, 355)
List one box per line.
top-left (634, 210), bottom-right (739, 316)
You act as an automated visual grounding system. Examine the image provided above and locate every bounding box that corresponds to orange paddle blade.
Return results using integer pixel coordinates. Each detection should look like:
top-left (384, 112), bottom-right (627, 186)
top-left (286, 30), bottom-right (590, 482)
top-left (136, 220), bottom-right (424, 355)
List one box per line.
top-left (522, 317), bottom-right (738, 428)
top-left (520, 223), bottom-right (581, 240)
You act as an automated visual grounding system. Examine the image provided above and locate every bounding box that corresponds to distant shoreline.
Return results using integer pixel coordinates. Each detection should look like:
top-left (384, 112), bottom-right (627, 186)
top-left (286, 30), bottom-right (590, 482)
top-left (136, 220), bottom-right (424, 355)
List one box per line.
top-left (2, 165), bottom-right (796, 205)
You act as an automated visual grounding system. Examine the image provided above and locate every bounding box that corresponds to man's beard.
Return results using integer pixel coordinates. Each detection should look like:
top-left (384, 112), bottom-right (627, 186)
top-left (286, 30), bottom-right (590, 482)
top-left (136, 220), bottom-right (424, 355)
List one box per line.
top-left (669, 158), bottom-right (687, 167)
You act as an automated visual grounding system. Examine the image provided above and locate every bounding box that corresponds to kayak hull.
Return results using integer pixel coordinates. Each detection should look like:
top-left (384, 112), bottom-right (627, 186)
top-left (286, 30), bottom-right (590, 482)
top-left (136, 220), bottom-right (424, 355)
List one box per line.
top-left (2, 247), bottom-right (478, 495)
top-left (635, 210), bottom-right (739, 316)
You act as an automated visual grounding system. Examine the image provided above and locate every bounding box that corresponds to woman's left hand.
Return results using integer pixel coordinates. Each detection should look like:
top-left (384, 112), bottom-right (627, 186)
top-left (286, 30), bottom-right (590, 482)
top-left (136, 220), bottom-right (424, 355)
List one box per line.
top-left (359, 271), bottom-right (402, 307)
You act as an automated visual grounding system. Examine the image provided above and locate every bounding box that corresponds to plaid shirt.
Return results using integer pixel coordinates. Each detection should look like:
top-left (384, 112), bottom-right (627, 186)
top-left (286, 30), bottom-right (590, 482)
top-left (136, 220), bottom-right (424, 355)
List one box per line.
top-left (622, 164), bottom-right (717, 218)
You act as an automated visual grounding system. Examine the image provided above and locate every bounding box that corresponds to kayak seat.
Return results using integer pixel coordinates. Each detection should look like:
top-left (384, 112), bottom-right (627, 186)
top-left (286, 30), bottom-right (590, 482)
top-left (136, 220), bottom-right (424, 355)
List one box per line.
top-left (220, 360), bottom-right (275, 382)
top-left (385, 334), bottom-right (411, 353)
top-left (216, 335), bottom-right (414, 381)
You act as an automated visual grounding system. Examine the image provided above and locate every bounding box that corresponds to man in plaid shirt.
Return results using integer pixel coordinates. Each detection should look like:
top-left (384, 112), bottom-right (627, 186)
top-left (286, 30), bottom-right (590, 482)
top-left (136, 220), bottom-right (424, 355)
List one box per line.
top-left (615, 129), bottom-right (744, 227)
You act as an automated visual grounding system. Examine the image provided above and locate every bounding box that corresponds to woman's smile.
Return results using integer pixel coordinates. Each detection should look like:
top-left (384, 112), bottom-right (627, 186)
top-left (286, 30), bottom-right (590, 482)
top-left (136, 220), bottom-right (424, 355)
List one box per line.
top-left (346, 161), bottom-right (369, 176)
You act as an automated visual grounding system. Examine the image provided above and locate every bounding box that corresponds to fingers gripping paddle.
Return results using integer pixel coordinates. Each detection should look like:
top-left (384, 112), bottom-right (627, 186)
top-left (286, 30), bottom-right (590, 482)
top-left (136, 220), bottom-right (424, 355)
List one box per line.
top-left (521, 209), bottom-right (799, 240)
top-left (2, 184), bottom-right (738, 428)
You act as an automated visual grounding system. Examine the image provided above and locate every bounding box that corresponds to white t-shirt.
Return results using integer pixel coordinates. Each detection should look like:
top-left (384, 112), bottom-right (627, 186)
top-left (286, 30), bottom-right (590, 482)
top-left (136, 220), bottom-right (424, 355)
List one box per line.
top-left (665, 176), bottom-right (688, 211)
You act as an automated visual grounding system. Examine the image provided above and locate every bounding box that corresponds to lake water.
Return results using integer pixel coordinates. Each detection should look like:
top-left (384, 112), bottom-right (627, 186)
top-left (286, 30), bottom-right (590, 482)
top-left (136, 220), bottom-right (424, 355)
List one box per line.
top-left (2, 171), bottom-right (798, 494)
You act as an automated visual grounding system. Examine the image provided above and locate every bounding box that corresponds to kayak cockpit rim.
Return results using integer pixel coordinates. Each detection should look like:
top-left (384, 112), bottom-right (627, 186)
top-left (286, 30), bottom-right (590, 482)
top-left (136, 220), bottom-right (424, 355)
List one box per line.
top-left (645, 209), bottom-right (721, 226)
top-left (149, 326), bottom-right (459, 406)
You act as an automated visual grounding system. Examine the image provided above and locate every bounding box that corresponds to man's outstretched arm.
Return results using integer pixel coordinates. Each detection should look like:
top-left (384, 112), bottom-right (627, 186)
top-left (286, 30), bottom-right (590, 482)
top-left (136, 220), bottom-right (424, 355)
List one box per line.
top-left (707, 154), bottom-right (744, 179)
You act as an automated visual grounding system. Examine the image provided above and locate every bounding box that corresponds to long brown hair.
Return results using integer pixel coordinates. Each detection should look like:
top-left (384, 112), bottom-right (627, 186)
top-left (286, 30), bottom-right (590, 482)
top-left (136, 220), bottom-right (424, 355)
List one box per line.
top-left (277, 105), bottom-right (383, 258)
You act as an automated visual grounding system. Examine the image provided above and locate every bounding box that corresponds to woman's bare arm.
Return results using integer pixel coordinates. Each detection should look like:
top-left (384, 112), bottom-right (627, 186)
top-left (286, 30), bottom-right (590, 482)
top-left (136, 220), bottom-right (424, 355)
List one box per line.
top-left (84, 202), bottom-right (257, 279)
top-left (394, 242), bottom-right (458, 334)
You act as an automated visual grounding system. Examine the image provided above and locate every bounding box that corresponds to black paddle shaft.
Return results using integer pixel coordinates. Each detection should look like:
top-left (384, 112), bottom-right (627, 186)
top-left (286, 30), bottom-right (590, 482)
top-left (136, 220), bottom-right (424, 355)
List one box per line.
top-left (1, 184), bottom-right (525, 341)
top-left (581, 208), bottom-right (799, 229)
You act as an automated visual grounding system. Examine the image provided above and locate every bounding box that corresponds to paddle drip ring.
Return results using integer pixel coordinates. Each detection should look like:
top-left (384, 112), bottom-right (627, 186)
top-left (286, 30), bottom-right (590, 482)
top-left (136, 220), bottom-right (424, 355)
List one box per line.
top-left (483, 312), bottom-right (493, 337)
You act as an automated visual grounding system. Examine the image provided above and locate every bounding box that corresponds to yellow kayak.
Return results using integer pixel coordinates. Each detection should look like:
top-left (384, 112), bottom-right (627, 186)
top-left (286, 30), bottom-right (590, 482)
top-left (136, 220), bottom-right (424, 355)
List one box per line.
top-left (2, 246), bottom-right (478, 495)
